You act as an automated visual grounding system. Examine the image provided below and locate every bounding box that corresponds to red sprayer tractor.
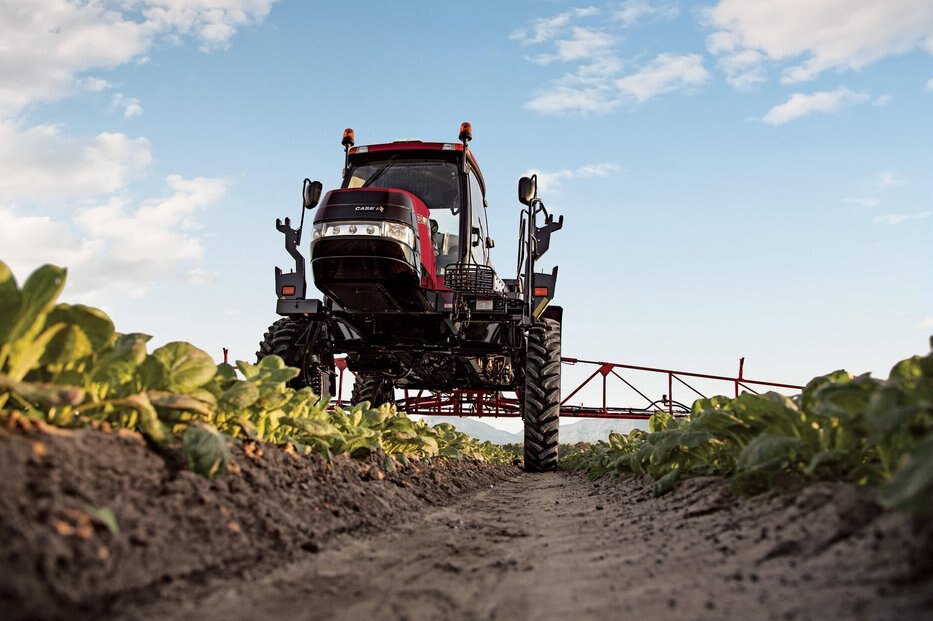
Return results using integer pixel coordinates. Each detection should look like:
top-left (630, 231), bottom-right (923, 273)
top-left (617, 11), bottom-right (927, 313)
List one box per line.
top-left (257, 124), bottom-right (564, 470)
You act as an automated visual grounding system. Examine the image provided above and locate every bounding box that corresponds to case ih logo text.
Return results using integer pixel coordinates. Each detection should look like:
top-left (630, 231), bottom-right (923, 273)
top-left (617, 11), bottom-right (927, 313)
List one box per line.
top-left (354, 206), bottom-right (384, 212)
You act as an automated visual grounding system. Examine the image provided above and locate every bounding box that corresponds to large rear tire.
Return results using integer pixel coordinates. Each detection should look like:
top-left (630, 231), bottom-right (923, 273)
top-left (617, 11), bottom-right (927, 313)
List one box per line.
top-left (351, 375), bottom-right (395, 407)
top-left (257, 318), bottom-right (334, 398)
top-left (523, 318), bottom-right (560, 472)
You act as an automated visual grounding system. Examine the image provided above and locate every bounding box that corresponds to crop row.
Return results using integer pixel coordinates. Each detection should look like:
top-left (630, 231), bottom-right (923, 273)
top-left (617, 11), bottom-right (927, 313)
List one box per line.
top-left (562, 340), bottom-right (933, 514)
top-left (0, 260), bottom-right (513, 477)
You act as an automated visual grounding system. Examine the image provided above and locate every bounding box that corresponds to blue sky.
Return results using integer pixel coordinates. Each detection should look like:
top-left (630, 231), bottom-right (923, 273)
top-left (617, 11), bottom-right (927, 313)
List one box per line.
top-left (1, 1), bottom-right (931, 432)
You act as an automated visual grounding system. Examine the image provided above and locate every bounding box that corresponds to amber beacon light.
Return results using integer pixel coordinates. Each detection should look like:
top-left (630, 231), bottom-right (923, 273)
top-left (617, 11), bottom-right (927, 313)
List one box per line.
top-left (458, 122), bottom-right (472, 142)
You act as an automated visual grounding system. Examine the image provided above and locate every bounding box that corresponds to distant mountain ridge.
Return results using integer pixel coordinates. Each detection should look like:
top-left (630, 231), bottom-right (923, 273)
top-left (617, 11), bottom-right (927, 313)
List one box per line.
top-left (414, 416), bottom-right (646, 444)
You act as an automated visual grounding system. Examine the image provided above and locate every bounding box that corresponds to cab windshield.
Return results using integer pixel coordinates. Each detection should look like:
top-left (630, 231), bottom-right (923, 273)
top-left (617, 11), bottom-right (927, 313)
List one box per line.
top-left (345, 158), bottom-right (462, 276)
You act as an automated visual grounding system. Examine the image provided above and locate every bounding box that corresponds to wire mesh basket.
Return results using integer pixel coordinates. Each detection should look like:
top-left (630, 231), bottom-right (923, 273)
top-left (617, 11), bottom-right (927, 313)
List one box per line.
top-left (444, 263), bottom-right (496, 294)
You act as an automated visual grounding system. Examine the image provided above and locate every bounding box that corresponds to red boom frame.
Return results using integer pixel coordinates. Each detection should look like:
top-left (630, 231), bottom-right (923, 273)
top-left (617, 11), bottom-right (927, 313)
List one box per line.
top-left (323, 355), bottom-right (804, 420)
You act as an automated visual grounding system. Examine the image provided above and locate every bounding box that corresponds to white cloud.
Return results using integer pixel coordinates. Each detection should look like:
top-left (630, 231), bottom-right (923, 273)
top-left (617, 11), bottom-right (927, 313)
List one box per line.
top-left (510, 7), bottom-right (599, 45)
top-left (515, 8), bottom-right (709, 115)
top-left (78, 77), bottom-right (113, 93)
top-left (576, 163), bottom-right (625, 177)
top-left (523, 163), bottom-right (623, 194)
top-left (872, 95), bottom-right (892, 107)
top-left (843, 172), bottom-right (907, 209)
top-left (762, 87), bottom-right (869, 125)
top-left (112, 93), bottom-right (144, 118)
top-left (613, 1), bottom-right (679, 27)
top-left (0, 120), bottom-right (152, 203)
top-left (526, 52), bottom-right (709, 115)
top-left (706, 0), bottom-right (933, 85)
top-left (140, 0), bottom-right (276, 52)
top-left (525, 86), bottom-right (619, 116)
top-left (0, 1), bottom-right (269, 301)
top-left (530, 27), bottom-right (616, 65)
top-left (873, 212), bottom-right (931, 225)
top-left (0, 0), bottom-right (276, 116)
top-left (1, 175), bottom-right (228, 298)
top-left (184, 268), bottom-right (220, 286)
top-left (877, 172), bottom-right (905, 188)
top-left (0, 207), bottom-right (103, 275)
top-left (616, 53), bottom-right (709, 102)
top-left (717, 49), bottom-right (765, 89)
top-left (918, 317), bottom-right (933, 330)
top-left (927, 78), bottom-right (933, 91)
top-left (0, 1), bottom-right (148, 117)
top-left (844, 197), bottom-right (880, 207)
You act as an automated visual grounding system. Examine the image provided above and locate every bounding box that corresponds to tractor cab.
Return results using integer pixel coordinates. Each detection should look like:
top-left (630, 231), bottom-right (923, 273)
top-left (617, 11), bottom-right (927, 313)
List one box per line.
top-left (306, 128), bottom-right (495, 313)
top-left (342, 143), bottom-right (472, 280)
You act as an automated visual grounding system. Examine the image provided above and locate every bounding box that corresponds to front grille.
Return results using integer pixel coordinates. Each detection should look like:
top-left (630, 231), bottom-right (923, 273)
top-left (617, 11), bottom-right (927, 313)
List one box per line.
top-left (444, 263), bottom-right (495, 294)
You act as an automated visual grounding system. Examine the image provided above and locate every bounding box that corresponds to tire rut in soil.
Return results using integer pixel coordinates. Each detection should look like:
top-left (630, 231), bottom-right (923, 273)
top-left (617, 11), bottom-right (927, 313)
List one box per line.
top-left (110, 472), bottom-right (933, 621)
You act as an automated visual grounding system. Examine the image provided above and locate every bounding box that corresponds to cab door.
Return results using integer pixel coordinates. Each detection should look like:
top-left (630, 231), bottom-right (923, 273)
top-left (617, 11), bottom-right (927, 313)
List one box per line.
top-left (467, 169), bottom-right (489, 266)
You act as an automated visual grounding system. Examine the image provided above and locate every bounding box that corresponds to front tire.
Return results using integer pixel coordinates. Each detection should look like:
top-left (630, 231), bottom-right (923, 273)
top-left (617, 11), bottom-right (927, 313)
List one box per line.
top-left (257, 318), bottom-right (334, 398)
top-left (351, 375), bottom-right (395, 407)
top-left (523, 318), bottom-right (561, 472)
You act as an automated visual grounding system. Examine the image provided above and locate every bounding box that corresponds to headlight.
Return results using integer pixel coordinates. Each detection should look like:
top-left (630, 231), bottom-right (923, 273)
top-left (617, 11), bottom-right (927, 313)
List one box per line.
top-left (313, 220), bottom-right (416, 248)
top-left (383, 221), bottom-right (416, 247)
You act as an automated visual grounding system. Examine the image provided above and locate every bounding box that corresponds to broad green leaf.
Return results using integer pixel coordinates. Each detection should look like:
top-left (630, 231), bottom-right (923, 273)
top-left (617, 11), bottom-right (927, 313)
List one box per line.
top-left (40, 324), bottom-right (93, 366)
top-left (257, 355), bottom-right (287, 370)
top-left (649, 409), bottom-right (672, 432)
top-left (737, 433), bottom-right (802, 472)
top-left (6, 322), bottom-right (67, 380)
top-left (187, 389), bottom-right (217, 408)
top-left (0, 374), bottom-right (85, 406)
top-left (183, 424), bottom-right (232, 480)
top-left (260, 368), bottom-right (301, 384)
top-left (6, 264), bottom-right (66, 346)
top-left (279, 416), bottom-right (342, 439)
top-left (151, 342), bottom-right (216, 393)
top-left (215, 362), bottom-right (238, 381)
top-left (652, 469), bottom-right (680, 496)
top-left (888, 356), bottom-right (923, 388)
top-left (47, 304), bottom-right (114, 351)
top-left (234, 415), bottom-right (258, 440)
top-left (878, 434), bottom-right (933, 515)
top-left (690, 395), bottom-right (733, 418)
top-left (417, 434), bottom-right (439, 456)
top-left (809, 374), bottom-right (879, 421)
top-left (257, 389), bottom-right (291, 411)
top-left (221, 381), bottom-right (260, 408)
top-left (119, 392), bottom-right (166, 443)
top-left (0, 260), bottom-right (21, 346)
top-left (439, 446), bottom-right (463, 459)
top-left (138, 355), bottom-right (168, 390)
top-left (801, 369), bottom-right (853, 413)
top-left (91, 333), bottom-right (150, 386)
top-left (864, 385), bottom-right (922, 444)
top-left (236, 360), bottom-right (260, 380)
top-left (730, 392), bottom-right (799, 428)
top-left (147, 390), bottom-right (214, 416)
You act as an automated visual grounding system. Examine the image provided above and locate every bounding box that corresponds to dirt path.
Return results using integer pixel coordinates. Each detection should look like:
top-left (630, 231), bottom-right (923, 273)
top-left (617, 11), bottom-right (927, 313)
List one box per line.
top-left (111, 473), bottom-right (932, 621)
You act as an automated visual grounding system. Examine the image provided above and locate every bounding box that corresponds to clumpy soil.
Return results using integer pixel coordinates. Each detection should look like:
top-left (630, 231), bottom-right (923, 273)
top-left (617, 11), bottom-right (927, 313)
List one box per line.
top-left (0, 417), bottom-right (513, 620)
top-left (2, 418), bottom-right (932, 621)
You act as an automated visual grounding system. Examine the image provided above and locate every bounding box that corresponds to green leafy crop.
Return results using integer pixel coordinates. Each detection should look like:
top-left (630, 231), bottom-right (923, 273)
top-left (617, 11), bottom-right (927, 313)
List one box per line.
top-left (563, 338), bottom-right (933, 514)
top-left (0, 260), bottom-right (512, 476)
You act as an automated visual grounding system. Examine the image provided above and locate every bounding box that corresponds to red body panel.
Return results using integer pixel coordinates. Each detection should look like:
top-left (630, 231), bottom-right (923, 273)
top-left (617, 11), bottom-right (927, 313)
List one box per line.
top-left (321, 187), bottom-right (444, 291)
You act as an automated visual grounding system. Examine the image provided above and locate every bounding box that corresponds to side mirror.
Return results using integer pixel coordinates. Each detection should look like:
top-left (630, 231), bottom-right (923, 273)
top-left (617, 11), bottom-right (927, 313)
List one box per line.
top-left (518, 175), bottom-right (537, 206)
top-left (303, 179), bottom-right (323, 210)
